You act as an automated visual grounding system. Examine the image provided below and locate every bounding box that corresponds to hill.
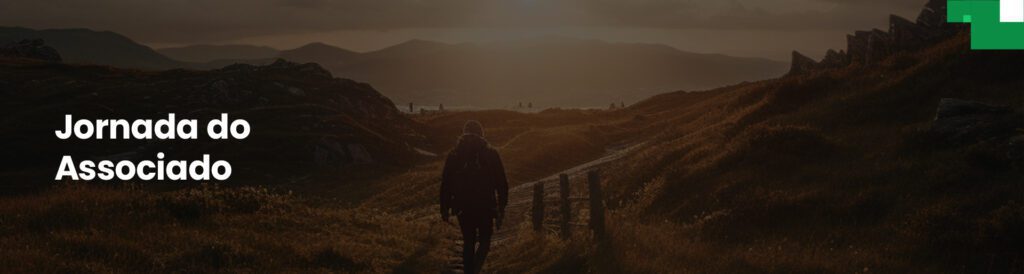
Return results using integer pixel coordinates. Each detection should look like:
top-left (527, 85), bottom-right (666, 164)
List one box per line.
top-left (278, 42), bottom-right (360, 65)
top-left (157, 44), bottom-right (279, 63)
top-left (358, 0), bottom-right (1023, 272)
top-left (468, 1), bottom-right (1024, 272)
top-left (151, 37), bottom-right (789, 109)
top-left (0, 27), bottom-right (184, 69)
top-left (0, 27), bottom-right (787, 108)
top-left (0, 52), bottom-right (426, 195)
top-left (296, 37), bottom-right (788, 109)
top-left (0, 42), bottom-right (446, 273)
top-left (4, 1), bottom-right (1021, 272)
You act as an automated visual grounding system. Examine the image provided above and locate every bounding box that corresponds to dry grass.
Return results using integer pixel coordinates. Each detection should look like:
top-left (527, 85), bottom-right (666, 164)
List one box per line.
top-left (4, 35), bottom-right (1024, 273)
top-left (474, 35), bottom-right (1024, 273)
top-left (0, 183), bottom-right (450, 273)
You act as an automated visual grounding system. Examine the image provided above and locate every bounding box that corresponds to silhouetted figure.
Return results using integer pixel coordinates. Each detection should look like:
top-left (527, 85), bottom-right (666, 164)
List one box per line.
top-left (439, 103), bottom-right (445, 112)
top-left (610, 103), bottom-right (617, 110)
top-left (528, 102), bottom-right (532, 109)
top-left (440, 121), bottom-right (509, 274)
top-left (409, 102), bottom-right (414, 113)
top-left (518, 102), bottom-right (523, 109)
top-left (620, 101), bottom-right (625, 108)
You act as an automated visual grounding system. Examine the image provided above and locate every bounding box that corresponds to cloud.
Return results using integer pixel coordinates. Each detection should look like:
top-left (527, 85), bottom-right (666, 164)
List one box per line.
top-left (0, 0), bottom-right (928, 44)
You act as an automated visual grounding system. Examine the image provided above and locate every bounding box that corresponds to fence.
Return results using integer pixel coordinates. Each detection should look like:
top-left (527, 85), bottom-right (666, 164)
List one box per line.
top-left (530, 169), bottom-right (606, 238)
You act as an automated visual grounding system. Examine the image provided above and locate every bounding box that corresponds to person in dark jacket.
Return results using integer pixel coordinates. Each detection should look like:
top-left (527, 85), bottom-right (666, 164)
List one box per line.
top-left (440, 120), bottom-right (509, 274)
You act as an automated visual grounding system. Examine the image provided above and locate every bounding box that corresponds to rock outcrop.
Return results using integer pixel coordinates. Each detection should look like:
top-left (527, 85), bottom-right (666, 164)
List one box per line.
top-left (0, 39), bottom-right (61, 62)
top-left (844, 29), bottom-right (894, 66)
top-left (931, 98), bottom-right (1017, 144)
top-left (930, 98), bottom-right (1024, 170)
top-left (935, 98), bottom-right (1011, 120)
top-left (788, 0), bottom-right (960, 75)
top-left (917, 0), bottom-right (948, 29)
top-left (865, 29), bottom-right (894, 66)
top-left (819, 49), bottom-right (849, 69)
top-left (788, 51), bottom-right (819, 75)
top-left (890, 15), bottom-right (931, 51)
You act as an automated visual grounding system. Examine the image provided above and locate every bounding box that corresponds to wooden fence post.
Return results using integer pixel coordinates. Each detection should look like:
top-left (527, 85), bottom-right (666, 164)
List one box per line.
top-left (588, 170), bottom-right (605, 237)
top-left (559, 173), bottom-right (571, 239)
top-left (532, 182), bottom-right (544, 232)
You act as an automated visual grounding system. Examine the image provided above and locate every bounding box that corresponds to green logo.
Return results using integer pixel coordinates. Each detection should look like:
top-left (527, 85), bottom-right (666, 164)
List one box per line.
top-left (949, 0), bottom-right (1024, 49)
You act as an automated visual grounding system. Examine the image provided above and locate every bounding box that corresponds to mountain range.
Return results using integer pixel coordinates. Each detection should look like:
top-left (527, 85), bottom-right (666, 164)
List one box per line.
top-left (158, 44), bottom-right (278, 63)
top-left (2, 26), bottom-right (788, 108)
top-left (167, 38), bottom-right (788, 108)
top-left (0, 27), bottom-right (183, 69)
top-left (276, 38), bottom-right (788, 108)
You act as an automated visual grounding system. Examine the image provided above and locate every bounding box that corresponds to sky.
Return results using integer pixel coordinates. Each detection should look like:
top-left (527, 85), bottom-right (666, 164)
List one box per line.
top-left (1, 0), bottom-right (928, 60)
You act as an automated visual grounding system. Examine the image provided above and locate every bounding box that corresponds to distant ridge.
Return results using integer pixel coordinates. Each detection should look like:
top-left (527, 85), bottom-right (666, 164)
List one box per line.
top-left (272, 37), bottom-right (788, 108)
top-left (0, 27), bottom-right (183, 69)
top-left (278, 42), bottom-right (359, 65)
top-left (0, 26), bottom-right (788, 108)
top-left (158, 44), bottom-right (278, 63)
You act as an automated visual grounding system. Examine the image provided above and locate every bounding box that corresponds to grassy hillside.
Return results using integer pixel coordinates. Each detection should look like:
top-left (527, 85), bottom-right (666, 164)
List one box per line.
top-left (0, 27), bottom-right (185, 69)
top-left (335, 38), bottom-right (787, 108)
top-left (487, 34), bottom-right (1024, 273)
top-left (0, 183), bottom-right (449, 273)
top-left (4, 12), bottom-right (1024, 274)
top-left (0, 107), bottom-right (630, 273)
top-left (0, 57), bottom-right (426, 194)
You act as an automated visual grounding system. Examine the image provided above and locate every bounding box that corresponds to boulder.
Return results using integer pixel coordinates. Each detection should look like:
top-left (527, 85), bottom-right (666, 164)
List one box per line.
top-left (0, 39), bottom-right (62, 62)
top-left (935, 98), bottom-right (1011, 119)
top-left (788, 51), bottom-right (819, 75)
top-left (931, 98), bottom-right (1017, 144)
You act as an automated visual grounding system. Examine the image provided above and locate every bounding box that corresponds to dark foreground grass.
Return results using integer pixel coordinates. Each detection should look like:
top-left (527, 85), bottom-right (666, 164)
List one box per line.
top-left (0, 183), bottom-right (451, 273)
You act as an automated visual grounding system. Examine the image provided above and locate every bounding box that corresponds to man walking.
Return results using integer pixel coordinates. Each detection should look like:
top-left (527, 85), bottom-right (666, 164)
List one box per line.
top-left (440, 120), bottom-right (509, 274)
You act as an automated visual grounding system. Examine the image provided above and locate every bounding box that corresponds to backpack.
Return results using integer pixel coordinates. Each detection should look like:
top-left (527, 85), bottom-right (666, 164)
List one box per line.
top-left (451, 150), bottom-right (496, 214)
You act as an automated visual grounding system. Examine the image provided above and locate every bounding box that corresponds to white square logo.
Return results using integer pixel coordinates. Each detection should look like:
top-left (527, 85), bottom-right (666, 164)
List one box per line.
top-left (1002, 0), bottom-right (1024, 22)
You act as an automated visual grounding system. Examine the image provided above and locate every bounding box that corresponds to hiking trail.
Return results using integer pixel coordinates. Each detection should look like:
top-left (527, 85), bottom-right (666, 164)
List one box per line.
top-left (440, 142), bottom-right (643, 273)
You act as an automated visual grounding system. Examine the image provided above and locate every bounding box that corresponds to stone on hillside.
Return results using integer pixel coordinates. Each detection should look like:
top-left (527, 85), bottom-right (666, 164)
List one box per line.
top-left (0, 39), bottom-right (62, 62)
top-left (788, 51), bottom-right (819, 75)
top-left (820, 49), bottom-right (849, 68)
top-left (935, 98), bottom-right (1011, 120)
top-left (801, 0), bottom-right (964, 71)
top-left (890, 15), bottom-right (931, 51)
top-left (847, 31), bottom-right (871, 64)
top-left (917, 0), bottom-right (947, 28)
top-left (931, 98), bottom-right (1016, 144)
top-left (865, 29), bottom-right (893, 65)
top-left (916, 0), bottom-right (965, 39)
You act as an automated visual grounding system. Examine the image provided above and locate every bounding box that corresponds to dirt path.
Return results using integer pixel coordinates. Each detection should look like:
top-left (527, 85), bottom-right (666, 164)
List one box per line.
top-left (440, 142), bottom-right (643, 273)
top-left (496, 128), bottom-right (534, 150)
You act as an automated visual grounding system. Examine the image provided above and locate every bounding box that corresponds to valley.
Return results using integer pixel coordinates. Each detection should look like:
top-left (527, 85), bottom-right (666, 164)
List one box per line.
top-left (1, 27), bottom-right (788, 109)
top-left (1, 0), bottom-right (1023, 272)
